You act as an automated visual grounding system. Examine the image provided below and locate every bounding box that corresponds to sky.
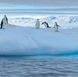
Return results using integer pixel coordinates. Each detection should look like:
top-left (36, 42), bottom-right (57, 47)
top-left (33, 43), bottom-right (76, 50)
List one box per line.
top-left (0, 0), bottom-right (78, 8)
top-left (0, 0), bottom-right (78, 15)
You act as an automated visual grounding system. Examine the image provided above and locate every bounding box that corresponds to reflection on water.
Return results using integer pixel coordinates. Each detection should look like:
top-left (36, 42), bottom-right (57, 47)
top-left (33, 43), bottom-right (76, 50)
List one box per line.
top-left (0, 55), bottom-right (78, 77)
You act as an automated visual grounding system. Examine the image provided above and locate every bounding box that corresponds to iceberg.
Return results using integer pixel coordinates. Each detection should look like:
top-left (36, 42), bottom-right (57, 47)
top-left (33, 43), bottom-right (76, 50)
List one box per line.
top-left (0, 25), bottom-right (78, 56)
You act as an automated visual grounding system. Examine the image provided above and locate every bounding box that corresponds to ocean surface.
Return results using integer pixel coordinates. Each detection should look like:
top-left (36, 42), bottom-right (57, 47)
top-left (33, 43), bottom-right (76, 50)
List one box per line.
top-left (1, 55), bottom-right (78, 77)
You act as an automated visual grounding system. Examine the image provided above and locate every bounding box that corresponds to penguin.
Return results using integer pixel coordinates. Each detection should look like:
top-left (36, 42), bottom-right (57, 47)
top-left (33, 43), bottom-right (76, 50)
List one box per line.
top-left (35, 19), bottom-right (40, 29)
top-left (42, 22), bottom-right (51, 28)
top-left (0, 15), bottom-right (8, 29)
top-left (54, 22), bottom-right (60, 32)
top-left (3, 15), bottom-right (8, 25)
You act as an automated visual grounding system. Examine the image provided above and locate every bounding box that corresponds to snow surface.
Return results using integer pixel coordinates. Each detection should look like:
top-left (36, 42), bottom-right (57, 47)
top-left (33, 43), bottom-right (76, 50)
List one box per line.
top-left (1, 15), bottom-right (78, 29)
top-left (0, 24), bottom-right (78, 55)
top-left (5, 15), bottom-right (78, 29)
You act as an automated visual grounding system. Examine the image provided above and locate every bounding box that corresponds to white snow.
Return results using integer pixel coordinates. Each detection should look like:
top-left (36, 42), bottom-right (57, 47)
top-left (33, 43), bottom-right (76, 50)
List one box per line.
top-left (0, 24), bottom-right (78, 55)
top-left (4, 15), bottom-right (78, 29)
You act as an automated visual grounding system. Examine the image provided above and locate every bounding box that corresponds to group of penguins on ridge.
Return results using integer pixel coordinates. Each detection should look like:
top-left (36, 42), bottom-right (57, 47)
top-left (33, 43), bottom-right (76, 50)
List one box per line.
top-left (36, 19), bottom-right (60, 32)
top-left (1, 15), bottom-right (60, 32)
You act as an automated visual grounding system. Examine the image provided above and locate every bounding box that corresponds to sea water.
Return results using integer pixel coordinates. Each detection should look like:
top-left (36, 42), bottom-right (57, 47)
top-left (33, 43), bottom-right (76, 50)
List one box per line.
top-left (0, 55), bottom-right (78, 77)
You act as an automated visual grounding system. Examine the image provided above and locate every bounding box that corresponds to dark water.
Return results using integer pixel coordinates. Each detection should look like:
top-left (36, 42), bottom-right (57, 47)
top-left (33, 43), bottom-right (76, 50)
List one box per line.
top-left (1, 55), bottom-right (78, 77)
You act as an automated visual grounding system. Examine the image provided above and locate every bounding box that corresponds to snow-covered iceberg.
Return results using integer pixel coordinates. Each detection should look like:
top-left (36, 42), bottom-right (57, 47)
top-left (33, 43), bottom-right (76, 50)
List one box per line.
top-left (7, 15), bottom-right (78, 29)
top-left (0, 25), bottom-right (78, 56)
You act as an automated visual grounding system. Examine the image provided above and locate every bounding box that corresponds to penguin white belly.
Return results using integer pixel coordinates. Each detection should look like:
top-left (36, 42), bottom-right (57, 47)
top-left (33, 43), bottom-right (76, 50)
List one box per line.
top-left (3, 19), bottom-right (8, 28)
top-left (36, 22), bottom-right (40, 29)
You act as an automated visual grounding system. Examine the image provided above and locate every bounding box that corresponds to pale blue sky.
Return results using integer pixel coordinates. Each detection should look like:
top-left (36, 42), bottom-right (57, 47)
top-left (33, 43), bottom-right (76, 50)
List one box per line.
top-left (0, 0), bottom-right (78, 9)
top-left (0, 0), bottom-right (78, 15)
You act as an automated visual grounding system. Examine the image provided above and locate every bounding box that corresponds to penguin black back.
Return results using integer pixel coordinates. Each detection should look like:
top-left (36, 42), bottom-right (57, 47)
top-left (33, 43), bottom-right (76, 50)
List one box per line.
top-left (42, 22), bottom-right (51, 28)
top-left (1, 20), bottom-right (3, 29)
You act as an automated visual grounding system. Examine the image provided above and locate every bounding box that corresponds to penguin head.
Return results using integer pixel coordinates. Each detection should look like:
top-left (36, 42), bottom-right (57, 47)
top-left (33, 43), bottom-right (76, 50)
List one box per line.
top-left (55, 22), bottom-right (58, 25)
top-left (4, 15), bottom-right (7, 18)
top-left (37, 19), bottom-right (40, 21)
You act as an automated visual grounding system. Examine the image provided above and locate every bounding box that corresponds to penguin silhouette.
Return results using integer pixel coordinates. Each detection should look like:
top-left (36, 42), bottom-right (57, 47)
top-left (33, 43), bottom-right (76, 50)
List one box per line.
top-left (35, 19), bottom-right (40, 29)
top-left (54, 22), bottom-right (60, 32)
top-left (42, 22), bottom-right (51, 28)
top-left (0, 15), bottom-right (8, 29)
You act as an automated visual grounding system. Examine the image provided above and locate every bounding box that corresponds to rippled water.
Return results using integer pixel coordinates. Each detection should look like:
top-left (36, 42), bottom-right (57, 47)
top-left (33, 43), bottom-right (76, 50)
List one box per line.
top-left (1, 55), bottom-right (78, 77)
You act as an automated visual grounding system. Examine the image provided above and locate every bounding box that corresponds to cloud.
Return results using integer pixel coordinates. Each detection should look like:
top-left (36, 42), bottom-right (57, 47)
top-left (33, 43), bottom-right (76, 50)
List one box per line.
top-left (0, 0), bottom-right (78, 15)
top-left (0, 0), bottom-right (78, 9)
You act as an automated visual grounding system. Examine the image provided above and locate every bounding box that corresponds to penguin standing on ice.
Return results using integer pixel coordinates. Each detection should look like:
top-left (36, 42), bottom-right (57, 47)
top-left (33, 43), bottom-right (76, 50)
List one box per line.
top-left (4, 15), bottom-right (8, 25)
top-left (35, 19), bottom-right (40, 29)
top-left (54, 22), bottom-right (60, 32)
top-left (42, 22), bottom-right (51, 28)
top-left (0, 15), bottom-right (8, 29)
